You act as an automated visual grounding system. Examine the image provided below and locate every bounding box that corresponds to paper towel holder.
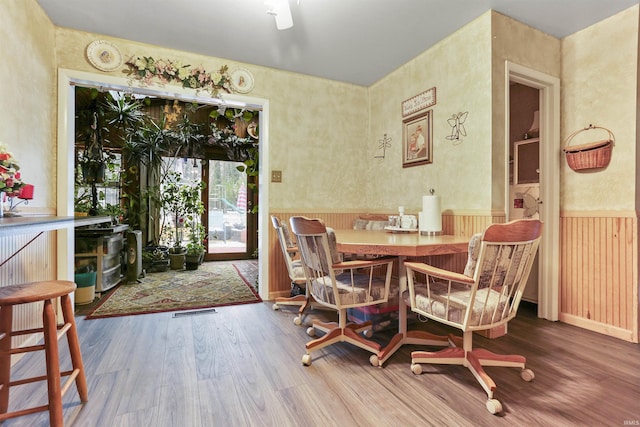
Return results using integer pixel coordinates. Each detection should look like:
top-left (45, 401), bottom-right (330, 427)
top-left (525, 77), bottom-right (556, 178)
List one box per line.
top-left (419, 189), bottom-right (443, 236)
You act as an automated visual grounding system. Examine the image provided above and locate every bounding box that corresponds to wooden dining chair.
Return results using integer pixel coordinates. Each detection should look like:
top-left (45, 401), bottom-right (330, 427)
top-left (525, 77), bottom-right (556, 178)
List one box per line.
top-left (271, 215), bottom-right (330, 325)
top-left (290, 216), bottom-right (395, 366)
top-left (404, 219), bottom-right (542, 414)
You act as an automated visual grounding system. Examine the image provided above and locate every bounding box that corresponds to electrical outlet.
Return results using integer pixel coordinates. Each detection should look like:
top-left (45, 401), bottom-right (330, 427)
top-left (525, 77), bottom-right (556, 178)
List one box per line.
top-left (271, 170), bottom-right (282, 183)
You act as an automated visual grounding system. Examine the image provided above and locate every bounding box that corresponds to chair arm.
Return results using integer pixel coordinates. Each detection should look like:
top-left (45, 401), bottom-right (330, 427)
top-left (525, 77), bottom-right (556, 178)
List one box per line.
top-left (405, 262), bottom-right (475, 285)
top-left (333, 257), bottom-right (394, 270)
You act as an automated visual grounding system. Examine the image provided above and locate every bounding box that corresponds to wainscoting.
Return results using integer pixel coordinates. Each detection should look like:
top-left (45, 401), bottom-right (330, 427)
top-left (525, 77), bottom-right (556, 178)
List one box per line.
top-left (268, 210), bottom-right (639, 343)
top-left (559, 212), bottom-right (638, 342)
top-left (266, 211), bottom-right (503, 298)
top-left (0, 231), bottom-right (57, 351)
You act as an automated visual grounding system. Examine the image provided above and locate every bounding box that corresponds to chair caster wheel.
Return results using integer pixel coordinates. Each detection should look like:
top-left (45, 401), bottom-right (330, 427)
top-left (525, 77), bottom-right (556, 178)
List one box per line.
top-left (306, 327), bottom-right (316, 337)
top-left (411, 363), bottom-right (423, 375)
top-left (369, 354), bottom-right (380, 367)
top-left (293, 316), bottom-right (303, 326)
top-left (302, 354), bottom-right (312, 366)
top-left (486, 399), bottom-right (502, 414)
top-left (521, 368), bottom-right (535, 382)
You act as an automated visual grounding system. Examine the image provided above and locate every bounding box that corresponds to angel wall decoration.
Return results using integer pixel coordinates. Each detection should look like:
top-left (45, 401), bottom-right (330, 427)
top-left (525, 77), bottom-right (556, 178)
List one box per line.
top-left (446, 111), bottom-right (468, 143)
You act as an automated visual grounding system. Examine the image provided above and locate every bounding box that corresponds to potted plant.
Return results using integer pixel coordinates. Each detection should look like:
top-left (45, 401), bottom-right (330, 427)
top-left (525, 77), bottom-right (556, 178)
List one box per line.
top-left (97, 202), bottom-right (125, 225)
top-left (185, 241), bottom-right (205, 270)
top-left (185, 223), bottom-right (206, 270)
top-left (160, 171), bottom-right (206, 270)
top-left (160, 172), bottom-right (188, 269)
top-left (142, 245), bottom-right (169, 273)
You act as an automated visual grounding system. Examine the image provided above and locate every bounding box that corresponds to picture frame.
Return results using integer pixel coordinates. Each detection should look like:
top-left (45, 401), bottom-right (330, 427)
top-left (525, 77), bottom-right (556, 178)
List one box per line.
top-left (402, 109), bottom-right (433, 167)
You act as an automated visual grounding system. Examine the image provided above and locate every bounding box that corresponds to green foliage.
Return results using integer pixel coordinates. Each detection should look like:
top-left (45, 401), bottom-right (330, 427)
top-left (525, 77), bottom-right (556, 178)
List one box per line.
top-left (159, 171), bottom-right (206, 250)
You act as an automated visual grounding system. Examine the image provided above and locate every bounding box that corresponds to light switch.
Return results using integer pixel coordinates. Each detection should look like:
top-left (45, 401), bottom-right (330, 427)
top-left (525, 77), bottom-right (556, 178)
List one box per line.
top-left (271, 170), bottom-right (282, 183)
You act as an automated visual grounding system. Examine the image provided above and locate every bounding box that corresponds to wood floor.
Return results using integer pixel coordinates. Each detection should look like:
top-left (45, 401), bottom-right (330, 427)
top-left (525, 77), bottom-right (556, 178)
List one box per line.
top-left (2, 298), bottom-right (639, 426)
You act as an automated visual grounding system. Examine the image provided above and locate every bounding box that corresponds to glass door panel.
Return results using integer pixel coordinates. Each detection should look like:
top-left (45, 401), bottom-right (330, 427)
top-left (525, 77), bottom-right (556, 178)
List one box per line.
top-left (207, 159), bottom-right (248, 258)
top-left (158, 157), bottom-right (203, 249)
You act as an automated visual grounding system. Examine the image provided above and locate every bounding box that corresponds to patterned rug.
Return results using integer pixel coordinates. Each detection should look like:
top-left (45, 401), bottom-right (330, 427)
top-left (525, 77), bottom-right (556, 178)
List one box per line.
top-left (86, 261), bottom-right (261, 319)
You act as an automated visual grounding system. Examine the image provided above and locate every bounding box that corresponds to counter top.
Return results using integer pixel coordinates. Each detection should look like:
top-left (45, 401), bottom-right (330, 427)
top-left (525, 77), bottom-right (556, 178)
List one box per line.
top-left (0, 215), bottom-right (112, 237)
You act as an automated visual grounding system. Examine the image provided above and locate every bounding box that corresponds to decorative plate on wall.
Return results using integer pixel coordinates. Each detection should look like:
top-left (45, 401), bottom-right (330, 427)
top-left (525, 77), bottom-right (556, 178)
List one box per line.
top-left (86, 40), bottom-right (123, 72)
top-left (230, 68), bottom-right (254, 93)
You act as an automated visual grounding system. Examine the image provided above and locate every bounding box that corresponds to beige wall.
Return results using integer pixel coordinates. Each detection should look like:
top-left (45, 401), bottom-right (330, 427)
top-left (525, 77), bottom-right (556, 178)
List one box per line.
top-left (368, 12), bottom-right (493, 215)
top-left (27, 3), bottom-right (639, 216)
top-left (561, 5), bottom-right (638, 211)
top-left (54, 28), bottom-right (370, 212)
top-left (491, 11), bottom-right (561, 211)
top-left (557, 6), bottom-right (639, 342)
top-left (0, 0), bottom-right (59, 348)
top-left (0, 0), bottom-right (57, 210)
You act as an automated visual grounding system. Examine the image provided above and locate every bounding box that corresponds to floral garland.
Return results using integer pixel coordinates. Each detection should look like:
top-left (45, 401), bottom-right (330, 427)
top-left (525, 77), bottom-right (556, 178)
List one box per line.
top-left (124, 56), bottom-right (232, 98)
top-left (0, 143), bottom-right (24, 195)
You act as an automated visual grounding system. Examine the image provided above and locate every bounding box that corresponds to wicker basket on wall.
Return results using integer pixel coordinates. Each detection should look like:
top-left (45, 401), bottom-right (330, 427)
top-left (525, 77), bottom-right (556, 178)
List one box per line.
top-left (563, 125), bottom-right (614, 171)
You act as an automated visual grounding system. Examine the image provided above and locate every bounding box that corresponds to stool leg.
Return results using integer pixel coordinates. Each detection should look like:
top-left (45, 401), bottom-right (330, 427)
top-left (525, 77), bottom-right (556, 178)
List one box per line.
top-left (0, 306), bottom-right (13, 414)
top-left (43, 298), bottom-right (63, 427)
top-left (60, 294), bottom-right (88, 402)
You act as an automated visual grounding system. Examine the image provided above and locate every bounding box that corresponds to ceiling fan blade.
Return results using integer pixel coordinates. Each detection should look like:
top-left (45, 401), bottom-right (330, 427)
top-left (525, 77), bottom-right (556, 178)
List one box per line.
top-left (265, 0), bottom-right (293, 30)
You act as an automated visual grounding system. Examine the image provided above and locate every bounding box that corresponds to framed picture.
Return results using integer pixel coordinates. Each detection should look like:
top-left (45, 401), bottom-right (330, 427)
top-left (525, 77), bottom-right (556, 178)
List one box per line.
top-left (402, 110), bottom-right (433, 167)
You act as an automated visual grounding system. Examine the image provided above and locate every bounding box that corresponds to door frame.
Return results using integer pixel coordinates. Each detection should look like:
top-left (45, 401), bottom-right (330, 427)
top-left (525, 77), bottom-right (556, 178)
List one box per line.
top-left (505, 62), bottom-right (560, 321)
top-left (203, 157), bottom-right (257, 261)
top-left (56, 68), bottom-right (272, 300)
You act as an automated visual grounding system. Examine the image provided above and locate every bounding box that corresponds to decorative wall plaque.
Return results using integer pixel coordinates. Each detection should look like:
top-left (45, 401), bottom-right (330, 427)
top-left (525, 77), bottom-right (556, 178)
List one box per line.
top-left (402, 87), bottom-right (436, 117)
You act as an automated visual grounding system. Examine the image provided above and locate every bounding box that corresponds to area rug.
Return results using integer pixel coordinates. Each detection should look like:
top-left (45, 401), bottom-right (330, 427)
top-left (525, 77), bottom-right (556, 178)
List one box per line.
top-left (86, 262), bottom-right (261, 319)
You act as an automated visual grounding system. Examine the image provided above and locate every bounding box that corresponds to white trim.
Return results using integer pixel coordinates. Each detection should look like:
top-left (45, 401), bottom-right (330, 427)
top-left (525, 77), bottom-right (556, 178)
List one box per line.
top-left (56, 69), bottom-right (271, 301)
top-left (506, 62), bottom-right (560, 322)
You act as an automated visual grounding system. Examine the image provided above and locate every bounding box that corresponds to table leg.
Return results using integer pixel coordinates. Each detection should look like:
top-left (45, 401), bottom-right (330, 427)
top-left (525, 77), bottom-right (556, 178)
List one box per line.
top-left (397, 255), bottom-right (408, 336)
top-left (375, 255), bottom-right (450, 367)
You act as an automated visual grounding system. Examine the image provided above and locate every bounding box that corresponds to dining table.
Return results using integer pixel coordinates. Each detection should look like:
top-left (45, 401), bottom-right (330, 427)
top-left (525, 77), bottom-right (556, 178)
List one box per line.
top-left (333, 228), bottom-right (470, 367)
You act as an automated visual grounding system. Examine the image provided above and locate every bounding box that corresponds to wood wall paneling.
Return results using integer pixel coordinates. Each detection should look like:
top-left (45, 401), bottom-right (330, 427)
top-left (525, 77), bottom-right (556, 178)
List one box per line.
top-left (559, 215), bottom-right (638, 342)
top-left (266, 212), bottom-right (496, 298)
top-left (269, 211), bottom-right (638, 343)
top-left (0, 231), bottom-right (57, 355)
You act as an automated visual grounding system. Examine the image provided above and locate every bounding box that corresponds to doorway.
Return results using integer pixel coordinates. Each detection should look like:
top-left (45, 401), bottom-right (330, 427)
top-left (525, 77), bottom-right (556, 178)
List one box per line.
top-left (57, 69), bottom-right (272, 301)
top-left (506, 62), bottom-right (560, 321)
top-left (508, 83), bottom-right (540, 304)
top-left (205, 158), bottom-right (257, 260)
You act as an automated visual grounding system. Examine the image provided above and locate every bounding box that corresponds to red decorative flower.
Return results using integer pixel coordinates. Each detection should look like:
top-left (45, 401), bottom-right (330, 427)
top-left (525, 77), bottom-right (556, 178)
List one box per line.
top-left (0, 143), bottom-right (25, 194)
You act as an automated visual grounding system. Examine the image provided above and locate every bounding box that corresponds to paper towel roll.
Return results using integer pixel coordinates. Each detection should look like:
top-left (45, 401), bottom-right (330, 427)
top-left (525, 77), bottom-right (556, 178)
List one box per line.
top-left (419, 195), bottom-right (442, 234)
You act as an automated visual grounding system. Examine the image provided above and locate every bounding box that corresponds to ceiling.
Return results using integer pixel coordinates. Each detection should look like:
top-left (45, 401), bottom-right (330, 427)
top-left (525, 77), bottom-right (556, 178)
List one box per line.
top-left (37, 0), bottom-right (639, 86)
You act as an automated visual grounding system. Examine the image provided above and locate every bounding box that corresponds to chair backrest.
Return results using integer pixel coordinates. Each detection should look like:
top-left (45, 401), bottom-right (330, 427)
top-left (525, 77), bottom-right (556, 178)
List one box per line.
top-left (271, 215), bottom-right (305, 283)
top-left (466, 219), bottom-right (542, 328)
top-left (407, 219), bottom-right (542, 331)
top-left (290, 216), bottom-right (392, 310)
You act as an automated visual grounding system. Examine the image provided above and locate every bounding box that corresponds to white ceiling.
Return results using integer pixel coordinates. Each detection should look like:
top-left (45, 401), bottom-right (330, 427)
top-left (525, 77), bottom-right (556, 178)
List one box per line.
top-left (37, 0), bottom-right (639, 86)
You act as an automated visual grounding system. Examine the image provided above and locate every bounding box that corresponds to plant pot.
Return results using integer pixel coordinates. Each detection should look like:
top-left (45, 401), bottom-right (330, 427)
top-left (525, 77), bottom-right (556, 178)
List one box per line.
top-left (169, 251), bottom-right (186, 270)
top-left (151, 259), bottom-right (170, 272)
top-left (81, 162), bottom-right (106, 183)
top-left (185, 253), bottom-right (201, 270)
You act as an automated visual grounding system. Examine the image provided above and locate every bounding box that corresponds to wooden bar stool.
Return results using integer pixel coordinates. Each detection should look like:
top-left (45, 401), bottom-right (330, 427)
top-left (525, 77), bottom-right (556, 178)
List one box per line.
top-left (0, 280), bottom-right (88, 426)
